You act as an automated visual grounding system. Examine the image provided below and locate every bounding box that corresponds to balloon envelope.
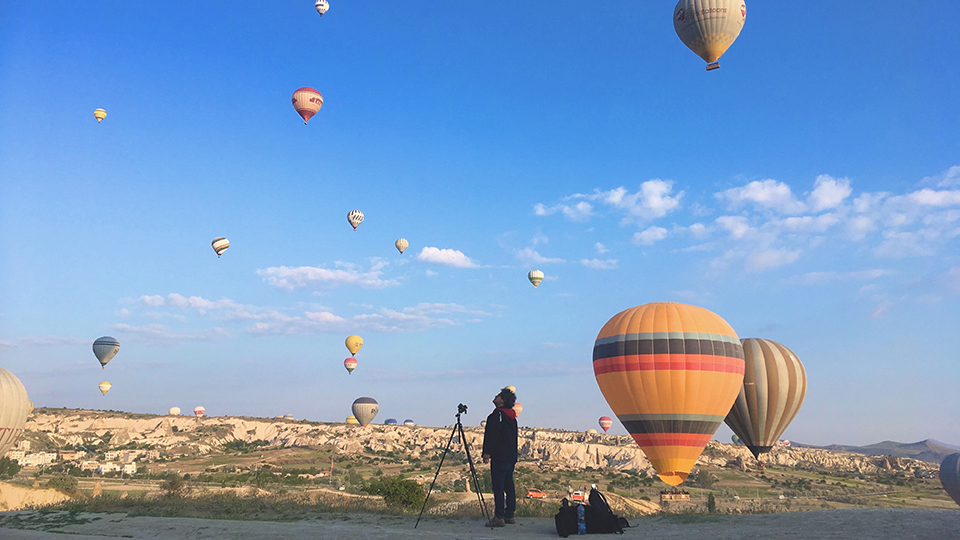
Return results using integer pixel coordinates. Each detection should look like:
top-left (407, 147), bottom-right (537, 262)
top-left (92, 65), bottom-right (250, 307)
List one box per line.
top-left (395, 238), bottom-right (408, 254)
top-left (673, 0), bottom-right (746, 69)
top-left (724, 338), bottom-right (807, 459)
top-left (194, 406), bottom-right (205, 417)
top-left (169, 407), bottom-right (181, 416)
top-left (528, 270), bottom-right (544, 288)
top-left (98, 381), bottom-right (111, 395)
top-left (0, 367), bottom-right (30, 456)
top-left (384, 418), bottom-right (398, 425)
top-left (347, 210), bottom-right (364, 230)
top-left (345, 335), bottom-right (363, 356)
top-left (941, 453), bottom-right (960, 507)
top-left (599, 416), bottom-right (613, 433)
top-left (292, 87), bottom-right (323, 124)
top-left (352, 397), bottom-right (379, 427)
top-left (346, 415), bottom-right (359, 425)
top-left (593, 302), bottom-right (744, 486)
top-left (315, 0), bottom-right (329, 16)
top-left (93, 336), bottom-right (120, 369)
top-left (513, 403), bottom-right (523, 415)
top-left (94, 108), bottom-right (107, 122)
top-left (212, 237), bottom-right (229, 257)
top-left (403, 419), bottom-right (415, 427)
top-left (343, 357), bottom-right (357, 374)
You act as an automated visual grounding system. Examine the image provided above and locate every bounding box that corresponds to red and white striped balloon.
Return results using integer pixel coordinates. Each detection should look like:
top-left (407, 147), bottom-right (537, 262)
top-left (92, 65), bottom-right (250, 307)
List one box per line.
top-left (292, 87), bottom-right (323, 124)
top-left (599, 416), bottom-right (613, 433)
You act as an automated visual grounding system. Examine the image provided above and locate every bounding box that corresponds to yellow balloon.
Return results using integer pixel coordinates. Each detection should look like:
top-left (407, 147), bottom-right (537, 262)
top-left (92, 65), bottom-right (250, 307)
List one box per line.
top-left (345, 335), bottom-right (363, 356)
top-left (98, 381), bottom-right (112, 395)
top-left (94, 108), bottom-right (107, 122)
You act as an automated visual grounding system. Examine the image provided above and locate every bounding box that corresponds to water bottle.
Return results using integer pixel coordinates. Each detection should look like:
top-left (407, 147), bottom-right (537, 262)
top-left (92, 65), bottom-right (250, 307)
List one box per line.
top-left (577, 502), bottom-right (586, 535)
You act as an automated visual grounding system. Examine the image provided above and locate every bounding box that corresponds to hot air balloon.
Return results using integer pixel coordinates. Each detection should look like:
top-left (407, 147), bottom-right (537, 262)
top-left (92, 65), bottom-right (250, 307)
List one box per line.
top-left (194, 406), bottom-right (205, 417)
top-left (345, 335), bottom-right (363, 356)
top-left (941, 453), bottom-right (960, 507)
top-left (169, 407), bottom-right (181, 416)
top-left (284, 414), bottom-right (295, 420)
top-left (98, 381), bottom-right (111, 396)
top-left (673, 0), bottom-right (746, 71)
top-left (344, 357), bottom-right (357, 374)
top-left (731, 434), bottom-right (742, 445)
top-left (384, 418), bottom-right (398, 425)
top-left (513, 402), bottom-right (523, 416)
top-left (403, 419), bottom-right (415, 427)
top-left (352, 397), bottom-right (379, 427)
top-left (0, 366), bottom-right (30, 457)
top-left (212, 237), bottom-right (229, 257)
top-left (593, 302), bottom-right (744, 486)
top-left (724, 338), bottom-right (807, 460)
top-left (505, 385), bottom-right (516, 394)
top-left (346, 415), bottom-right (359, 425)
top-left (315, 0), bottom-right (329, 16)
top-left (587, 428), bottom-right (598, 435)
top-left (480, 420), bottom-right (486, 427)
top-left (94, 108), bottom-right (107, 123)
top-left (347, 210), bottom-right (364, 230)
top-left (292, 87), bottom-right (323, 124)
top-left (528, 270), bottom-right (544, 288)
top-left (93, 336), bottom-right (120, 369)
top-left (395, 238), bottom-right (408, 254)
top-left (599, 416), bottom-right (613, 433)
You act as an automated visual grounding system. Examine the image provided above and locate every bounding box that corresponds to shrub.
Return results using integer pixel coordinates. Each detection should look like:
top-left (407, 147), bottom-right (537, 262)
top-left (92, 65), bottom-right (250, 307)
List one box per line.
top-left (0, 457), bottom-right (21, 478)
top-left (46, 474), bottom-right (79, 493)
top-left (364, 475), bottom-right (426, 511)
top-left (160, 474), bottom-right (190, 498)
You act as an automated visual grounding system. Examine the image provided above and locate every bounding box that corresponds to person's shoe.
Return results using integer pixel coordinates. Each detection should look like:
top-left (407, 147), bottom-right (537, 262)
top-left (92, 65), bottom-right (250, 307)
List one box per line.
top-left (485, 517), bottom-right (505, 528)
top-left (504, 517), bottom-right (516, 524)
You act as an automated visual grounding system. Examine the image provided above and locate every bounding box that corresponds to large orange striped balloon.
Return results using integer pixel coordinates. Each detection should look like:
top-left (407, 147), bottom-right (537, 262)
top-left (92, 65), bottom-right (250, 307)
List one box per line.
top-left (593, 302), bottom-right (744, 486)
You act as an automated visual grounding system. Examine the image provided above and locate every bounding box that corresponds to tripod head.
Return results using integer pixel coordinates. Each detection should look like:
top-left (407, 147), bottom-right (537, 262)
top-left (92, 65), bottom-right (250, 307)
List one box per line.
top-left (456, 403), bottom-right (467, 423)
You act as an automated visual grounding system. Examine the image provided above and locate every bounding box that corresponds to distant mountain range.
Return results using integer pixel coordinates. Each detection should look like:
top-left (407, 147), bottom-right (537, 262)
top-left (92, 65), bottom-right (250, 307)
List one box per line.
top-left (795, 439), bottom-right (959, 464)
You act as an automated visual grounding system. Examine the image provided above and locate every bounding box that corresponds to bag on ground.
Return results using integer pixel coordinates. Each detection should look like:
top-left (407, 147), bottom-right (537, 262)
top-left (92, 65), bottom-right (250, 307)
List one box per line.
top-left (554, 498), bottom-right (579, 537)
top-left (584, 487), bottom-right (627, 534)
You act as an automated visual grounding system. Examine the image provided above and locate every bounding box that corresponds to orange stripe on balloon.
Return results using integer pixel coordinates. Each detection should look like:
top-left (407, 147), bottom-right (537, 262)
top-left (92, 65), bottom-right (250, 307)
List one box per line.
top-left (593, 354), bottom-right (744, 376)
top-left (632, 433), bottom-right (712, 447)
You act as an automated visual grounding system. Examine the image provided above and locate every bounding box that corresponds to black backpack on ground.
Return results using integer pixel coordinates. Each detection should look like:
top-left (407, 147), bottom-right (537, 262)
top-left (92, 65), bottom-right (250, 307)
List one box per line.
top-left (554, 498), bottom-right (579, 537)
top-left (584, 487), bottom-right (627, 534)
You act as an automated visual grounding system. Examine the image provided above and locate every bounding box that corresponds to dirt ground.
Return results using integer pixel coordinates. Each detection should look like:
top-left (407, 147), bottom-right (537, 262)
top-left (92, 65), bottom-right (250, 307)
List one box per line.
top-left (1, 508), bottom-right (958, 539)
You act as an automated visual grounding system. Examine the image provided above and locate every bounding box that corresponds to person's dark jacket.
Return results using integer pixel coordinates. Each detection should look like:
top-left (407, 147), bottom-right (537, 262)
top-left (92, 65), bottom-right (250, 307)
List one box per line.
top-left (482, 407), bottom-right (518, 463)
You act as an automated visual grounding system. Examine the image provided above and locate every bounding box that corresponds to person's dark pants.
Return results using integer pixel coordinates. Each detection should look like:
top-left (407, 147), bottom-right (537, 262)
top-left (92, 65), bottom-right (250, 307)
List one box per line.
top-left (490, 460), bottom-right (516, 519)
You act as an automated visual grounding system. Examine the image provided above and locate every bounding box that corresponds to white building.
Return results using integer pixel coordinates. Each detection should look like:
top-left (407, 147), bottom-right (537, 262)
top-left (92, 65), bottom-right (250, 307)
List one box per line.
top-left (97, 462), bottom-right (121, 475)
top-left (79, 460), bottom-right (100, 471)
top-left (4, 450), bottom-right (26, 461)
top-left (18, 452), bottom-right (57, 467)
top-left (104, 451), bottom-right (119, 461)
top-left (121, 463), bottom-right (137, 475)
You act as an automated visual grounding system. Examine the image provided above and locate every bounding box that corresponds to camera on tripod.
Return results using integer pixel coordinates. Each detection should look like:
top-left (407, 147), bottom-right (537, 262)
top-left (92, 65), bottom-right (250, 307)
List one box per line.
top-left (458, 403), bottom-right (467, 414)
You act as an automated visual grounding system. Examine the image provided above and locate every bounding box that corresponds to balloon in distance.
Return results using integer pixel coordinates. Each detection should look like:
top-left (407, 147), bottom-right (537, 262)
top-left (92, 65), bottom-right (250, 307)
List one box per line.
top-left (352, 397), bottom-right (379, 427)
top-left (395, 238), bottom-right (408, 254)
top-left (347, 210), bottom-right (364, 230)
top-left (169, 407), bottom-right (181, 416)
top-left (94, 108), bottom-right (107, 123)
top-left (194, 406), bottom-right (205, 417)
top-left (587, 429), bottom-right (598, 435)
top-left (0, 367), bottom-right (31, 456)
top-left (345, 335), bottom-right (363, 356)
top-left (513, 403), bottom-right (523, 415)
top-left (345, 415), bottom-right (359, 425)
top-left (593, 302), bottom-right (745, 486)
top-left (93, 336), bottom-right (120, 369)
top-left (212, 237), bottom-right (230, 258)
top-left (673, 0), bottom-right (746, 71)
top-left (343, 357), bottom-right (357, 374)
top-left (292, 87), bottom-right (323, 124)
top-left (724, 338), bottom-right (807, 460)
top-left (384, 418), bottom-right (398, 425)
top-left (403, 419), bottom-right (415, 427)
top-left (527, 270), bottom-right (544, 288)
top-left (98, 382), bottom-right (111, 396)
top-left (315, 0), bottom-right (329, 16)
top-left (599, 416), bottom-right (613, 433)
top-left (941, 453), bottom-right (960, 507)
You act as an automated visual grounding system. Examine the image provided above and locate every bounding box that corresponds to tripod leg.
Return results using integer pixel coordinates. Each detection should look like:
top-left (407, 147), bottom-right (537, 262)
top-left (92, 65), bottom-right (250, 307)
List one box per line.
top-left (459, 422), bottom-right (490, 522)
top-left (415, 422), bottom-right (459, 528)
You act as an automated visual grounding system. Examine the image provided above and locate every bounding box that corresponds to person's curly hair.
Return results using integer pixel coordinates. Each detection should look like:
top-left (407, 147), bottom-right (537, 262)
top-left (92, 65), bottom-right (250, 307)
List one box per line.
top-left (498, 387), bottom-right (516, 409)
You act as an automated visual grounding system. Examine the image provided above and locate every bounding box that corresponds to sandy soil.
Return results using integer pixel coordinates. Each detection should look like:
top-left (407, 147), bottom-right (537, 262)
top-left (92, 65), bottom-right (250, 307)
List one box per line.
top-left (1, 508), bottom-right (958, 539)
top-left (0, 483), bottom-right (70, 512)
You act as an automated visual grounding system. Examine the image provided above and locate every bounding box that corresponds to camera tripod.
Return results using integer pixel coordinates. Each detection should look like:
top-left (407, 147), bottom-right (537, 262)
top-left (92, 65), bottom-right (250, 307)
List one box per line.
top-left (415, 403), bottom-right (489, 528)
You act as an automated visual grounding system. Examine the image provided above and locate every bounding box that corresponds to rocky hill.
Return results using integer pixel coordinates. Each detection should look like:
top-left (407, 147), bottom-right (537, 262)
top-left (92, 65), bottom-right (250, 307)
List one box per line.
top-left (17, 409), bottom-right (942, 479)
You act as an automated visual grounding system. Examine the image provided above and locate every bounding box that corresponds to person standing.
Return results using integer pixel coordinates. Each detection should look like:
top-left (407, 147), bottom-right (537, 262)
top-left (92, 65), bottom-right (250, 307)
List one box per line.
top-left (482, 386), bottom-right (519, 527)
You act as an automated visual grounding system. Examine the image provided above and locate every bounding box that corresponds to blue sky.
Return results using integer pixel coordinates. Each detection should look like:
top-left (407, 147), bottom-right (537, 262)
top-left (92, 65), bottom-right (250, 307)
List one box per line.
top-left (2, 2), bottom-right (959, 446)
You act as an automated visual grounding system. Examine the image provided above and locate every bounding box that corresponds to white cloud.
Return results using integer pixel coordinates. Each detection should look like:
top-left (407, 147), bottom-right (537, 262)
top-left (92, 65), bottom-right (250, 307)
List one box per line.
top-left (788, 269), bottom-right (893, 285)
top-left (580, 258), bottom-right (618, 269)
top-left (715, 216), bottom-right (754, 239)
top-left (846, 216), bottom-right (876, 241)
top-left (417, 247), bottom-right (479, 268)
top-left (688, 223), bottom-right (709, 239)
top-left (869, 301), bottom-right (892, 319)
top-left (12, 336), bottom-right (88, 347)
top-left (515, 248), bottom-right (565, 264)
top-left (873, 231), bottom-right (935, 258)
top-left (594, 242), bottom-right (609, 254)
top-left (923, 165), bottom-right (960, 187)
top-left (807, 175), bottom-right (852, 212)
top-left (717, 179), bottom-right (806, 214)
top-left (248, 303), bottom-right (490, 335)
top-left (745, 249), bottom-right (801, 272)
top-left (257, 260), bottom-right (397, 290)
top-left (907, 189), bottom-right (960, 207)
top-left (534, 202), bottom-right (593, 222)
top-left (117, 308), bottom-right (131, 317)
top-left (531, 232), bottom-right (549, 245)
top-left (772, 213), bottom-right (840, 233)
top-left (632, 226), bottom-right (668, 246)
top-left (139, 293), bottom-right (292, 322)
top-left (112, 323), bottom-right (232, 343)
top-left (141, 295), bottom-right (165, 306)
top-left (591, 180), bottom-right (683, 221)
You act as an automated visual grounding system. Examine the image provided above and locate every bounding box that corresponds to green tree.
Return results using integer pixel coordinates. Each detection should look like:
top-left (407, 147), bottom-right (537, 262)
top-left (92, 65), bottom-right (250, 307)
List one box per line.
top-left (46, 474), bottom-right (79, 493)
top-left (707, 492), bottom-right (717, 513)
top-left (0, 457), bottom-right (21, 478)
top-left (159, 473), bottom-right (189, 498)
top-left (365, 475), bottom-right (426, 511)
